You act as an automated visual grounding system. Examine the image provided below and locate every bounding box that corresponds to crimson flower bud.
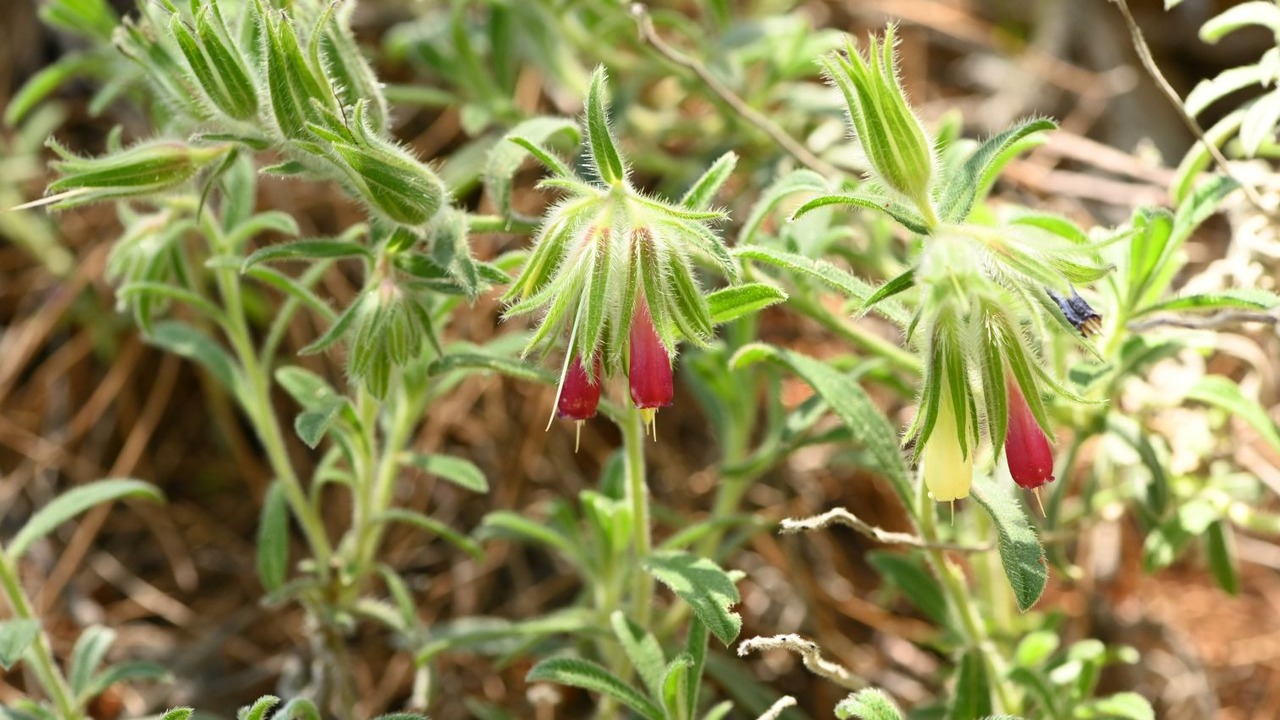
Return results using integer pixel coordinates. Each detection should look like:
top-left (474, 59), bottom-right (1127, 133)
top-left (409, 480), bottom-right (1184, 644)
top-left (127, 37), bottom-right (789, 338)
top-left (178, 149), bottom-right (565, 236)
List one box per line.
top-left (628, 297), bottom-right (673, 433)
top-left (557, 354), bottom-right (601, 421)
top-left (1004, 376), bottom-right (1055, 489)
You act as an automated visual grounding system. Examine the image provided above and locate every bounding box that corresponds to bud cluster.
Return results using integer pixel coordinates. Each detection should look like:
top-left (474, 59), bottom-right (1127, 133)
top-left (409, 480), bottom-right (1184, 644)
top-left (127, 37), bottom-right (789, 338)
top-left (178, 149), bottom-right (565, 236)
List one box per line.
top-left (504, 68), bottom-right (740, 436)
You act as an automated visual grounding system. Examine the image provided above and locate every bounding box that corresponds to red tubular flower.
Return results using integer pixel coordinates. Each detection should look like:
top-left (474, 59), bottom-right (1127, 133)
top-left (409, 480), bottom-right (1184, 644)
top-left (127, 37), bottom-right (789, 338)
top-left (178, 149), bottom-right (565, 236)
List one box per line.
top-left (628, 297), bottom-right (673, 433)
top-left (557, 354), bottom-right (601, 421)
top-left (1004, 375), bottom-right (1055, 489)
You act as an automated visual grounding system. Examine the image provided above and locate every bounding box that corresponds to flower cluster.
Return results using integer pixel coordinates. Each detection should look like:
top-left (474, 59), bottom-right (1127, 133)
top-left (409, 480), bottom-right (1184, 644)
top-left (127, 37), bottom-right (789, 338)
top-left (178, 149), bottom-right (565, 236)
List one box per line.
top-left (504, 68), bottom-right (739, 439)
top-left (815, 27), bottom-right (1113, 506)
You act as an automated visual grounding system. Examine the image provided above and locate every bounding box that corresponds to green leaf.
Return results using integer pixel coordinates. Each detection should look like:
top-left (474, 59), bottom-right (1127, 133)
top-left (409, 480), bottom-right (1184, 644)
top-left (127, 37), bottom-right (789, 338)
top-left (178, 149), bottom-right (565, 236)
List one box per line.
top-left (1186, 375), bottom-right (1280, 458)
top-left (969, 474), bottom-right (1048, 612)
top-left (947, 650), bottom-right (992, 720)
top-left (1014, 630), bottom-right (1060, 667)
top-left (1078, 692), bottom-right (1155, 720)
top-left (730, 343), bottom-right (911, 504)
top-left (526, 658), bottom-right (662, 720)
top-left (415, 609), bottom-right (594, 664)
top-left (238, 695), bottom-right (281, 720)
top-left (737, 169), bottom-right (828, 245)
top-left (1240, 91), bottom-right (1280, 156)
top-left (427, 351), bottom-right (555, 385)
top-left (835, 688), bottom-right (903, 720)
top-left (79, 660), bottom-right (171, 702)
top-left (1170, 111), bottom-right (1242, 204)
top-left (867, 551), bottom-right (948, 626)
top-left (1136, 288), bottom-right (1279, 316)
top-left (642, 550), bottom-right (741, 646)
top-left (660, 654), bottom-right (694, 719)
top-left (4, 54), bottom-right (91, 127)
top-left (680, 151), bottom-right (738, 211)
top-left (790, 192), bottom-right (931, 236)
top-left (938, 117), bottom-right (1056, 223)
top-left (860, 268), bottom-right (914, 317)
top-left (68, 625), bottom-right (115, 696)
top-left (374, 509), bottom-right (482, 560)
top-left (295, 395), bottom-right (345, 449)
top-left (145, 321), bottom-right (240, 396)
top-left (160, 709), bottom-right (195, 720)
top-left (0, 620), bottom-right (40, 670)
top-left (1200, 1), bottom-right (1280, 42)
top-left (1205, 520), bottom-right (1240, 596)
top-left (610, 611), bottom-right (667, 702)
top-left (706, 283), bottom-right (788, 324)
top-left (400, 452), bottom-right (489, 493)
top-left (256, 481), bottom-right (290, 592)
top-left (242, 239), bottom-right (371, 270)
top-left (476, 510), bottom-right (584, 568)
top-left (733, 246), bottom-right (873, 303)
top-left (485, 116), bottom-right (580, 216)
top-left (584, 66), bottom-right (626, 185)
top-left (1171, 174), bottom-right (1238, 248)
top-left (7, 479), bottom-right (162, 561)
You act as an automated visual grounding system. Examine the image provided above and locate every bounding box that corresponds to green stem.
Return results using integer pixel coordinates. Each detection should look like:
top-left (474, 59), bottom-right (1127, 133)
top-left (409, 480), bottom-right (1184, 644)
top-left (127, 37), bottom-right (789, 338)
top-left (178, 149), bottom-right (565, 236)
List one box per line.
top-left (352, 388), bottom-right (418, 580)
top-left (212, 261), bottom-right (334, 577)
top-left (0, 550), bottom-right (81, 720)
top-left (790, 294), bottom-right (922, 375)
top-left (917, 483), bottom-right (1016, 714)
top-left (623, 405), bottom-right (654, 629)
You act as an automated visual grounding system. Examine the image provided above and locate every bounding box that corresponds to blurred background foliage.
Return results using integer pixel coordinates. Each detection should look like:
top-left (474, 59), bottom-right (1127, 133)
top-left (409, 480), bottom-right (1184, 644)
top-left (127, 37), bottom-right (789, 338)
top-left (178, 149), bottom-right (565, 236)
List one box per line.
top-left (3, 0), bottom-right (1280, 718)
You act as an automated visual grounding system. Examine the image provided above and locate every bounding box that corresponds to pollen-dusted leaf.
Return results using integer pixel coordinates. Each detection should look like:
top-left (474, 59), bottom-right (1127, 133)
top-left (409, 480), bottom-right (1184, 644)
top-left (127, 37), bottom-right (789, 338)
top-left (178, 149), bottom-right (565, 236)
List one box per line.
top-left (706, 283), bottom-right (787, 324)
top-left (642, 550), bottom-right (741, 646)
top-left (680, 151), bottom-right (738, 211)
top-left (584, 66), bottom-right (627, 185)
top-left (0, 620), bottom-right (41, 670)
top-left (835, 688), bottom-right (903, 720)
top-left (256, 481), bottom-right (290, 592)
top-left (731, 343), bottom-right (911, 503)
top-left (401, 452), bottom-right (488, 493)
top-left (485, 117), bottom-right (580, 217)
top-left (526, 658), bottom-right (663, 720)
top-left (969, 474), bottom-right (1048, 612)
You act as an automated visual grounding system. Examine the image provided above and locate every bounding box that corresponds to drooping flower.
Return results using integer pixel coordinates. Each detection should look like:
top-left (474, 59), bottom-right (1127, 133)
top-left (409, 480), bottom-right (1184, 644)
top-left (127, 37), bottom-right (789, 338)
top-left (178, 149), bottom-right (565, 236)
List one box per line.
top-left (1004, 375), bottom-right (1055, 489)
top-left (628, 297), bottom-right (673, 434)
top-left (921, 373), bottom-right (973, 503)
top-left (556, 354), bottom-right (602, 451)
top-left (557, 354), bottom-right (602, 421)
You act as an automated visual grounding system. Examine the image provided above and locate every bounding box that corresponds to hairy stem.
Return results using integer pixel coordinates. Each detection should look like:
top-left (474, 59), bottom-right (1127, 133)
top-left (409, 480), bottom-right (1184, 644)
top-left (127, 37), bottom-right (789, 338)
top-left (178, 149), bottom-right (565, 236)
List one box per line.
top-left (0, 550), bottom-right (81, 720)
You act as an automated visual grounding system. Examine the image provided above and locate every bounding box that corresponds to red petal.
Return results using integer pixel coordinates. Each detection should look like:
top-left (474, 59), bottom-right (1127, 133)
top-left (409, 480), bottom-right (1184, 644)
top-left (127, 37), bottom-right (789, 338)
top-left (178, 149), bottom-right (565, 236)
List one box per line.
top-left (628, 298), bottom-right (673, 409)
top-left (1005, 376), bottom-right (1055, 489)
